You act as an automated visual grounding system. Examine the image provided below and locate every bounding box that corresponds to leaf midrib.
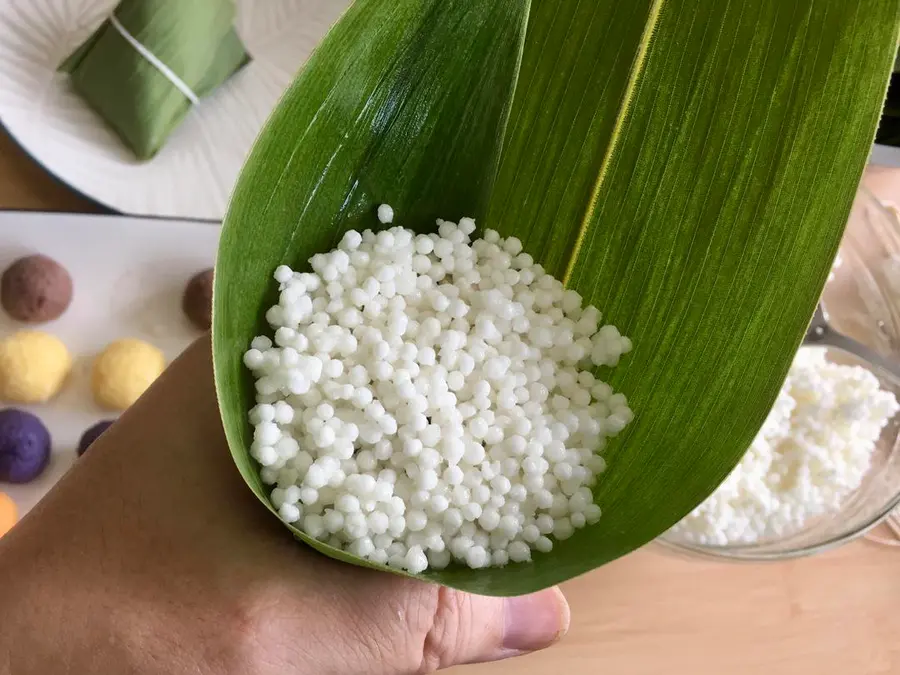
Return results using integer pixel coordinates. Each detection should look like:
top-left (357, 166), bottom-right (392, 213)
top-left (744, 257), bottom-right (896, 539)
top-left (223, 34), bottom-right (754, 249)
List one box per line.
top-left (562, 0), bottom-right (667, 285)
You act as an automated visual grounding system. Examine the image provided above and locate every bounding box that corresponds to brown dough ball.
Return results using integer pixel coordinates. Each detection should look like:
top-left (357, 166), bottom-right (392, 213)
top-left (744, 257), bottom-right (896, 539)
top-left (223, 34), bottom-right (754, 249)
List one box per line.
top-left (183, 268), bottom-right (214, 330)
top-left (1, 255), bottom-right (73, 323)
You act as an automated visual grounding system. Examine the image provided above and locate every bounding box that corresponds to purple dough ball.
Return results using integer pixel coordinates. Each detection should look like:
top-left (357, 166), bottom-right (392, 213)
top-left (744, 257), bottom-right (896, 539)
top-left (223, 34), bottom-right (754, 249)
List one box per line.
top-left (77, 420), bottom-right (114, 456)
top-left (0, 408), bottom-right (51, 484)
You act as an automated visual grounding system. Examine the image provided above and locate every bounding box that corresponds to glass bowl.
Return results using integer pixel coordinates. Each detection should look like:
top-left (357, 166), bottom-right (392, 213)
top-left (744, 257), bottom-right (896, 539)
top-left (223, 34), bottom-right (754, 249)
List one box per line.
top-left (659, 185), bottom-right (900, 560)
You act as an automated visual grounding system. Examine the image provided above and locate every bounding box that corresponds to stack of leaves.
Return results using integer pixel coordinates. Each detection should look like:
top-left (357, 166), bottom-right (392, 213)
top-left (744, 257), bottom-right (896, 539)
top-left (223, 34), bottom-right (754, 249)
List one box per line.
top-left (213, 0), bottom-right (900, 595)
top-left (60, 0), bottom-right (250, 160)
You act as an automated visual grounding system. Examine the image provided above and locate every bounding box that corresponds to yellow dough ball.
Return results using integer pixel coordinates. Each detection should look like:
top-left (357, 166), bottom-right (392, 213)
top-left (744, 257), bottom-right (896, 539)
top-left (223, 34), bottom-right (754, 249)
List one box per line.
top-left (0, 493), bottom-right (17, 538)
top-left (0, 330), bottom-right (72, 403)
top-left (92, 339), bottom-right (166, 411)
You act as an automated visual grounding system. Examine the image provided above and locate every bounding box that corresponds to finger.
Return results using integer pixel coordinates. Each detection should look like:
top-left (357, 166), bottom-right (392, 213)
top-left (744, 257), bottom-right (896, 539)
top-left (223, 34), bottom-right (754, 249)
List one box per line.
top-left (418, 585), bottom-right (570, 670)
top-left (285, 562), bottom-right (570, 674)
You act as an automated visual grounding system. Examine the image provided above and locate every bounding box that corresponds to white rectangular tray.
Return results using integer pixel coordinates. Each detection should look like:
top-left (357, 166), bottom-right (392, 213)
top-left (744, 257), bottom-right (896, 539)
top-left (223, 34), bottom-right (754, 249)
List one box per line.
top-left (0, 211), bottom-right (220, 515)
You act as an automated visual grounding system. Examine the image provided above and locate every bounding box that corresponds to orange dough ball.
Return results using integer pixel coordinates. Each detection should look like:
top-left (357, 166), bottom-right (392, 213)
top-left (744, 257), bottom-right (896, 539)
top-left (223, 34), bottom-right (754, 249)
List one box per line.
top-left (0, 492), bottom-right (17, 537)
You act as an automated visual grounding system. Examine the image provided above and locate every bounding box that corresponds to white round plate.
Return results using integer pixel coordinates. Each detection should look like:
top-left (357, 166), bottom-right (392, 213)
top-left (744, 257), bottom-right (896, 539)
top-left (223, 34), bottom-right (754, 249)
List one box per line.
top-left (0, 0), bottom-right (348, 220)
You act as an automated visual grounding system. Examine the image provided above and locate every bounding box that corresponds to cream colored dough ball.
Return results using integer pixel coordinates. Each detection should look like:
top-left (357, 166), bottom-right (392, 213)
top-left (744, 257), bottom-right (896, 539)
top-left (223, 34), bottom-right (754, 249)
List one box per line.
top-left (0, 330), bottom-right (71, 403)
top-left (92, 339), bottom-right (166, 411)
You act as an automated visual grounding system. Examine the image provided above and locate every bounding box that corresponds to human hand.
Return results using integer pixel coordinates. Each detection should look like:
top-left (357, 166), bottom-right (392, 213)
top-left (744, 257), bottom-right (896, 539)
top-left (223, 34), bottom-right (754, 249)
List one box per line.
top-left (0, 337), bottom-right (569, 674)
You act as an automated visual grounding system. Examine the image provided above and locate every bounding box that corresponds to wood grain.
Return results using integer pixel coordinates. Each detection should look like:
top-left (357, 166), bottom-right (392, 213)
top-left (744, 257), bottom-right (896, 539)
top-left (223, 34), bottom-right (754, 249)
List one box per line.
top-left (2, 125), bottom-right (899, 675)
top-left (0, 130), bottom-right (99, 212)
top-left (457, 542), bottom-right (900, 675)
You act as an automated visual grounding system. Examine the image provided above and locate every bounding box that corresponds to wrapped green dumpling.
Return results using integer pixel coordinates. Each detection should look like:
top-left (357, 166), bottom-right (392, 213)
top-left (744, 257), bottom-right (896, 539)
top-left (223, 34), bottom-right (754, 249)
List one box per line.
top-left (60, 0), bottom-right (250, 160)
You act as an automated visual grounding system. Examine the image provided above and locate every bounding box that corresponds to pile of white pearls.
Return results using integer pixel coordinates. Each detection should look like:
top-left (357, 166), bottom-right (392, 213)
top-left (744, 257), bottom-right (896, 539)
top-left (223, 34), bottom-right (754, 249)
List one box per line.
top-left (243, 209), bottom-right (633, 573)
top-left (669, 348), bottom-right (899, 546)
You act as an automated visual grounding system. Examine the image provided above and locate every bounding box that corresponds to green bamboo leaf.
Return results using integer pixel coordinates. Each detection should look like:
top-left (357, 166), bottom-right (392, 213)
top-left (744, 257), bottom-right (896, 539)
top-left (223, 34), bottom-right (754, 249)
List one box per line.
top-left (474, 0), bottom-right (900, 593)
top-left (213, 0), bottom-right (530, 575)
top-left (214, 0), bottom-right (900, 596)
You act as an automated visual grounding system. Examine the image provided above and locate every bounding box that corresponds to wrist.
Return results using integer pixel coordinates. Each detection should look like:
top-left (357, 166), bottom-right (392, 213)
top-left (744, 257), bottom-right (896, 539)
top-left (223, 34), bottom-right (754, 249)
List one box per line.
top-left (0, 533), bottom-right (58, 674)
top-left (0, 520), bottom-right (153, 674)
top-left (0, 513), bottom-right (251, 675)
top-left (0, 530), bottom-right (94, 674)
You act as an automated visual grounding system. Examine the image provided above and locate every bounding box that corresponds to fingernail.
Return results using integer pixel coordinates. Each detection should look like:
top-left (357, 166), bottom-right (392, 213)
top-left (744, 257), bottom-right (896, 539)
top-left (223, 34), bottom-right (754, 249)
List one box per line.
top-left (502, 587), bottom-right (570, 654)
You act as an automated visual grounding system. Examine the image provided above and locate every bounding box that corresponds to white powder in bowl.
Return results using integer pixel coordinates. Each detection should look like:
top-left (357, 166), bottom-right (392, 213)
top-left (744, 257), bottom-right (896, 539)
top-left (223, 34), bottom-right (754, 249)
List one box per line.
top-left (669, 348), bottom-right (899, 546)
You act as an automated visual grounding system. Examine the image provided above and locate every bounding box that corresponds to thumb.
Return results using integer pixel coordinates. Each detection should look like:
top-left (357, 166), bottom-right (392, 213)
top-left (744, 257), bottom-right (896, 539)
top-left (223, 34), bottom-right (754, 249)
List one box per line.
top-left (416, 586), bottom-right (571, 670)
top-left (294, 560), bottom-right (570, 674)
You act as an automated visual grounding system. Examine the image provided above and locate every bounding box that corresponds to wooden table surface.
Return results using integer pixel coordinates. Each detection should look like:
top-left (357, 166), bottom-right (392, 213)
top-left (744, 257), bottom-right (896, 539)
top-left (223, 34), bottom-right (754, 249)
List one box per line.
top-left (2, 128), bottom-right (899, 675)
